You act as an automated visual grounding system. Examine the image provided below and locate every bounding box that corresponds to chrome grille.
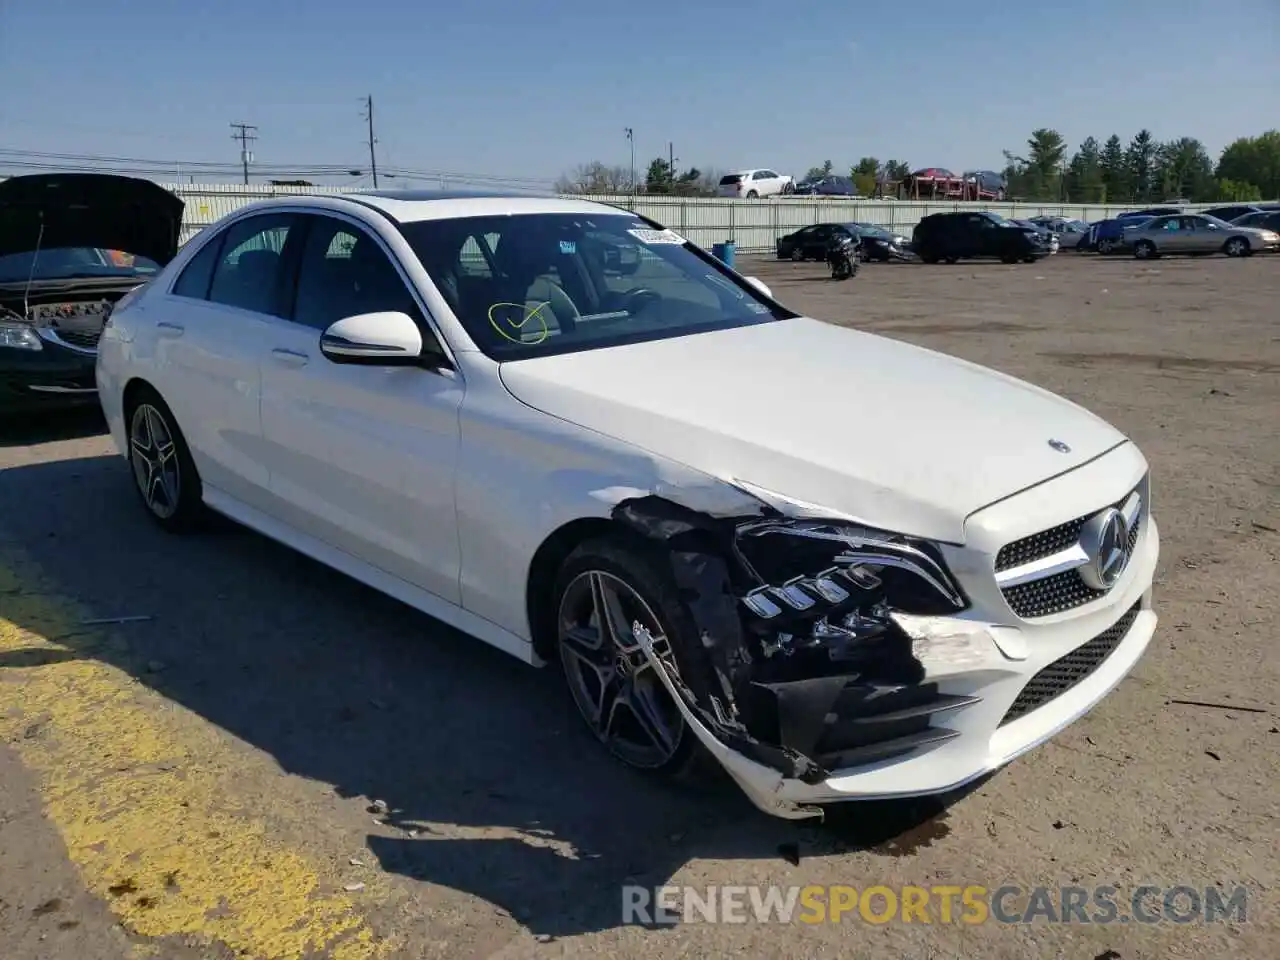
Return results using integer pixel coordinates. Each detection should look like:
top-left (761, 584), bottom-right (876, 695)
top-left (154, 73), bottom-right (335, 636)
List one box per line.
top-left (997, 482), bottom-right (1145, 619)
top-left (1000, 602), bottom-right (1141, 725)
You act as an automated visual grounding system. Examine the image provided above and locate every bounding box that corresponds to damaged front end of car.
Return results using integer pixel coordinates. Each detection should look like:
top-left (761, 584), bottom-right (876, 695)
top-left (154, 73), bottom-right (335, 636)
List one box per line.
top-left (611, 490), bottom-right (979, 820)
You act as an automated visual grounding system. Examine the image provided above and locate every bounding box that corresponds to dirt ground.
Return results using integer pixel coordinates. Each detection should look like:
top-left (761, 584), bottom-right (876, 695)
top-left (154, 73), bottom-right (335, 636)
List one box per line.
top-left (1, 251), bottom-right (1276, 959)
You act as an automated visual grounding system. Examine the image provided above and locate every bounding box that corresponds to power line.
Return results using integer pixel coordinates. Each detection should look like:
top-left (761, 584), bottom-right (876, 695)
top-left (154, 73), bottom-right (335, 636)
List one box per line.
top-left (229, 122), bottom-right (258, 185)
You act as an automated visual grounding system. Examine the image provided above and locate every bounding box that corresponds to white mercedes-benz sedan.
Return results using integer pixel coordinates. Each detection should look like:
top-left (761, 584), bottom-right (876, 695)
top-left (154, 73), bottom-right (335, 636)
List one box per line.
top-left (96, 190), bottom-right (1159, 820)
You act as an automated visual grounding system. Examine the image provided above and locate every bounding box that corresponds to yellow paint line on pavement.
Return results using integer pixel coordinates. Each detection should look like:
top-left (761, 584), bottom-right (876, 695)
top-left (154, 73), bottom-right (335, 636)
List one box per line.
top-left (0, 548), bottom-right (398, 959)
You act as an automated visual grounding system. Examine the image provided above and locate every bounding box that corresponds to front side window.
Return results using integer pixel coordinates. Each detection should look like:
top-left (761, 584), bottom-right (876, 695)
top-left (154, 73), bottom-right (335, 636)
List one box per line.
top-left (206, 214), bottom-right (299, 317)
top-left (291, 217), bottom-right (424, 333)
top-left (398, 213), bottom-right (792, 360)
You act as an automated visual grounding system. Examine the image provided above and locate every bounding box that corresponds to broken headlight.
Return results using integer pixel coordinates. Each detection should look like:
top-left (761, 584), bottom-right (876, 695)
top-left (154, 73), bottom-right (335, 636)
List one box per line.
top-left (733, 519), bottom-right (967, 664)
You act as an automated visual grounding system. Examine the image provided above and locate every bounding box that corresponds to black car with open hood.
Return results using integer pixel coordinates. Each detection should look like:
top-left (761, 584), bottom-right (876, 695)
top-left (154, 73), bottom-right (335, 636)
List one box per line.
top-left (0, 173), bottom-right (184, 415)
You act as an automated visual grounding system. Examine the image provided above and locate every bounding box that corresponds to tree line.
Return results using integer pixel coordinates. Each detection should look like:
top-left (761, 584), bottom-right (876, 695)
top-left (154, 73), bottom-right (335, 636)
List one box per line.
top-left (555, 129), bottom-right (1280, 203)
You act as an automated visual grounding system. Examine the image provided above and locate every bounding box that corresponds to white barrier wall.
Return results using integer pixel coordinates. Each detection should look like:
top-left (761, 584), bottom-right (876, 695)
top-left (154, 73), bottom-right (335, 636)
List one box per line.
top-left (156, 183), bottom-right (1221, 252)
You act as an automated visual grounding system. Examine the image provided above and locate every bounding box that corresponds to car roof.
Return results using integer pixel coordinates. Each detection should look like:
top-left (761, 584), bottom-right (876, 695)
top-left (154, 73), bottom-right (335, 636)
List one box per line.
top-left (238, 189), bottom-right (634, 224)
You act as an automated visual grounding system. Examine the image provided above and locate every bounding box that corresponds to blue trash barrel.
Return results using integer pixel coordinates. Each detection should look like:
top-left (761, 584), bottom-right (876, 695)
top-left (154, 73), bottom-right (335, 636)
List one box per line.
top-left (712, 240), bottom-right (736, 268)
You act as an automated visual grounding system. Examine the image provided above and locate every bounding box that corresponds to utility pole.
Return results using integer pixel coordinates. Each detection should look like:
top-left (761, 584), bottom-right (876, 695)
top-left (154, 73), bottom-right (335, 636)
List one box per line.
top-left (668, 141), bottom-right (678, 191)
top-left (624, 127), bottom-right (634, 206)
top-left (230, 122), bottom-right (257, 185)
top-left (363, 95), bottom-right (379, 187)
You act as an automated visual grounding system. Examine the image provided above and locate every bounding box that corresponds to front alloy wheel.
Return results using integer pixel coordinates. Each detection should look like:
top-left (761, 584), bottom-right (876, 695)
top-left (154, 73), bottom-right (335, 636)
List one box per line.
top-left (558, 568), bottom-right (685, 771)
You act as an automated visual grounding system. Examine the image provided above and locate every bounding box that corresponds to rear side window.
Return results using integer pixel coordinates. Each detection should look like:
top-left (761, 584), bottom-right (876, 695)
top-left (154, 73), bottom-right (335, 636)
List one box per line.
top-left (719, 175), bottom-right (742, 185)
top-left (171, 236), bottom-right (223, 300)
top-left (206, 214), bottom-right (300, 318)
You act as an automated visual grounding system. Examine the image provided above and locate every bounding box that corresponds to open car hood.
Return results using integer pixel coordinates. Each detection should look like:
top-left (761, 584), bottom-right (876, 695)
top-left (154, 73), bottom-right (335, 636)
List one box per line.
top-left (0, 173), bottom-right (185, 265)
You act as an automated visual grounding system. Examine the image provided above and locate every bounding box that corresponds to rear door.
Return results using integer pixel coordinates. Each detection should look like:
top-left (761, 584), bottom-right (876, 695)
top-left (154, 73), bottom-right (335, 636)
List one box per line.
top-left (805, 225), bottom-right (834, 258)
top-left (148, 212), bottom-right (302, 507)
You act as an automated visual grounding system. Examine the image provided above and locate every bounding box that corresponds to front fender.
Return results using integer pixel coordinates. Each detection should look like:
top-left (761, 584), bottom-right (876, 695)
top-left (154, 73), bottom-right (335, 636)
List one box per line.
top-left (453, 373), bottom-right (767, 650)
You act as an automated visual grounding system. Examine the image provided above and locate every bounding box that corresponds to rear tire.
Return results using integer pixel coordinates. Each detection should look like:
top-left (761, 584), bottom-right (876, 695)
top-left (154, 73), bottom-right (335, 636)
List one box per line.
top-left (1133, 240), bottom-right (1157, 259)
top-left (553, 538), bottom-right (718, 785)
top-left (124, 386), bottom-right (206, 533)
top-left (791, 246), bottom-right (805, 261)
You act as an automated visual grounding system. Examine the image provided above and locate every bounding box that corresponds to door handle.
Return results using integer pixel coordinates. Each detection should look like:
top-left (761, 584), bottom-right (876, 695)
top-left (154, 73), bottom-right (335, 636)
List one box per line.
top-left (156, 321), bottom-right (185, 338)
top-left (271, 348), bottom-right (309, 367)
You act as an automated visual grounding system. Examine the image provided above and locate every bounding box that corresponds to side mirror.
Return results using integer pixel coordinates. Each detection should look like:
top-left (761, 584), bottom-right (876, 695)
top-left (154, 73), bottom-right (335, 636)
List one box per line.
top-left (743, 276), bottom-right (773, 299)
top-left (320, 311), bottom-right (424, 366)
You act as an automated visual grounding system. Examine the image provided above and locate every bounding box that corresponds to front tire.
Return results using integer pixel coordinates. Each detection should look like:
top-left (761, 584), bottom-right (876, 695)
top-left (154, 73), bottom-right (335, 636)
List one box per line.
top-left (554, 538), bottom-right (712, 782)
top-left (1224, 237), bottom-right (1250, 257)
top-left (125, 387), bottom-right (205, 532)
top-left (1133, 240), bottom-right (1157, 259)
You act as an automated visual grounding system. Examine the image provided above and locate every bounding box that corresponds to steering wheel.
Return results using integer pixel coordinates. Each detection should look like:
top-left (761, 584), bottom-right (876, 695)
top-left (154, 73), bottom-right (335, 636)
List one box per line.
top-left (619, 287), bottom-right (662, 315)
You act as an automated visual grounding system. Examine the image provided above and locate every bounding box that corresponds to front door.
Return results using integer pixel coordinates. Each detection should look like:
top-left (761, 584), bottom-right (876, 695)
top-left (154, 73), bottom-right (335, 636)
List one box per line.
top-left (257, 213), bottom-right (464, 603)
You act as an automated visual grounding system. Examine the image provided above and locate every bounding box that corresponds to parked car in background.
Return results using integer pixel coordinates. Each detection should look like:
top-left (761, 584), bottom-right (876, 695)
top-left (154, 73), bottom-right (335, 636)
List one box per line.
top-left (1200, 204), bottom-right (1263, 223)
top-left (718, 170), bottom-right (795, 199)
top-left (848, 223), bottom-right (914, 261)
top-left (1084, 215), bottom-right (1155, 254)
top-left (95, 187), bottom-right (1161, 820)
top-left (1126, 214), bottom-right (1279, 259)
top-left (1118, 207), bottom-right (1181, 218)
top-left (1230, 209), bottom-right (1280, 232)
top-left (1011, 220), bottom-right (1060, 254)
top-left (776, 222), bottom-right (912, 262)
top-left (1029, 216), bottom-right (1091, 250)
top-left (912, 211), bottom-right (1051, 264)
top-left (0, 173), bottom-right (182, 415)
top-left (962, 170), bottom-right (1007, 200)
top-left (792, 175), bottom-right (858, 197)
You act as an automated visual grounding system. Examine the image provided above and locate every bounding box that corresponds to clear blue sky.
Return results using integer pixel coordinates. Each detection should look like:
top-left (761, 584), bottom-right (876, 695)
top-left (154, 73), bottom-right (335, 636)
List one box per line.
top-left (2, 0), bottom-right (1276, 186)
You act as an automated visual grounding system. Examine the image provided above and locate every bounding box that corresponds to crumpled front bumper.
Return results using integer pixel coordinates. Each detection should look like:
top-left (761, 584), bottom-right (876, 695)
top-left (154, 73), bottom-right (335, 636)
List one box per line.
top-left (636, 513), bottom-right (1160, 821)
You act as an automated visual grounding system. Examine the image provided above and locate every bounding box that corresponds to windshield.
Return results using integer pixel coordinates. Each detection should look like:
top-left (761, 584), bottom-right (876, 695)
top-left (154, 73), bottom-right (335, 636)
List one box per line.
top-left (1200, 214), bottom-right (1235, 228)
top-left (398, 213), bottom-right (791, 360)
top-left (0, 247), bottom-right (159, 284)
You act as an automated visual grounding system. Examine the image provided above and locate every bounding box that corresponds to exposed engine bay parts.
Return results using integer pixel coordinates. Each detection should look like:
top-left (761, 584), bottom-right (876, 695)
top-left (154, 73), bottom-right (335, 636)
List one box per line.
top-left (607, 490), bottom-right (992, 817)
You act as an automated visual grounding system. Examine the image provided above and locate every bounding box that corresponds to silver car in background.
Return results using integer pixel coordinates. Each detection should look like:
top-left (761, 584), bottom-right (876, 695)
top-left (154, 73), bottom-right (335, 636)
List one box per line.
top-left (1127, 213), bottom-right (1280, 259)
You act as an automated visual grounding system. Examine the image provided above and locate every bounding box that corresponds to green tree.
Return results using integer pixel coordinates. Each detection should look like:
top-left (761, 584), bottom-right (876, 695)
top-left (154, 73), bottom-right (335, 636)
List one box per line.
top-left (850, 157), bottom-right (881, 196)
top-left (1125, 130), bottom-right (1158, 202)
top-left (883, 160), bottom-right (911, 182)
top-left (804, 159), bottom-right (834, 182)
top-left (1155, 137), bottom-right (1215, 201)
top-left (673, 167), bottom-right (704, 196)
top-left (644, 157), bottom-right (674, 194)
top-left (1214, 178), bottom-right (1263, 202)
top-left (1099, 134), bottom-right (1128, 203)
top-left (1216, 131), bottom-right (1280, 199)
top-left (1066, 137), bottom-right (1105, 203)
top-left (1027, 128), bottom-right (1068, 199)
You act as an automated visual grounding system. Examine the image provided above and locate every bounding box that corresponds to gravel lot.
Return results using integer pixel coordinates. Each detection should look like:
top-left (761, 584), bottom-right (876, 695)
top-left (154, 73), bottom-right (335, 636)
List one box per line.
top-left (1, 251), bottom-right (1276, 959)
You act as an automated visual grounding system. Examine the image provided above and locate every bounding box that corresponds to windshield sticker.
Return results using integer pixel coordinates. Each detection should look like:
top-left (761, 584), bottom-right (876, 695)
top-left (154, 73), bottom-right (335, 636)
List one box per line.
top-left (559, 239), bottom-right (576, 255)
top-left (488, 301), bottom-right (551, 345)
top-left (627, 228), bottom-right (685, 245)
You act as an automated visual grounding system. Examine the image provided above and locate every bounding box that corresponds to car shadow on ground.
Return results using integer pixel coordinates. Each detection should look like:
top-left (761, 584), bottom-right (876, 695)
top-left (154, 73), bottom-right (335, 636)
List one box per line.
top-left (0, 453), bottom-right (987, 938)
top-left (0, 408), bottom-right (108, 448)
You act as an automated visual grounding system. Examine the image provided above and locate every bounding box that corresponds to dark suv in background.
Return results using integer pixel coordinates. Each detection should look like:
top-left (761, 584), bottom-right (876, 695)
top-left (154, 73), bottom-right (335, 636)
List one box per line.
top-left (911, 211), bottom-right (1050, 264)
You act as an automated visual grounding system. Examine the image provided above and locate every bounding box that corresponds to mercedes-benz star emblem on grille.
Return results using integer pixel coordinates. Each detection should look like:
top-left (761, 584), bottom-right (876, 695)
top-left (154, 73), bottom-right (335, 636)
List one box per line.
top-left (1078, 506), bottom-right (1133, 590)
top-left (1048, 438), bottom-right (1071, 453)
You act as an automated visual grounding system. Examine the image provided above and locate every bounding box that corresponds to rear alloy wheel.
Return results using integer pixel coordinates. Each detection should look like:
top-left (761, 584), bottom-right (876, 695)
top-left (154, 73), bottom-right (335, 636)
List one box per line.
top-left (1224, 237), bottom-right (1250, 257)
top-left (555, 542), bottom-right (705, 778)
top-left (791, 246), bottom-right (805, 261)
top-left (1133, 240), bottom-right (1156, 259)
top-left (127, 391), bottom-right (204, 532)
top-left (1098, 239), bottom-right (1115, 254)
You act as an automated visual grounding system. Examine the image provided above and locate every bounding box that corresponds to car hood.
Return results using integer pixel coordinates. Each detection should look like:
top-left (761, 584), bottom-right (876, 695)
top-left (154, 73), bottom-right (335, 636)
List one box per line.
top-left (498, 318), bottom-right (1129, 544)
top-left (0, 173), bottom-right (185, 264)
